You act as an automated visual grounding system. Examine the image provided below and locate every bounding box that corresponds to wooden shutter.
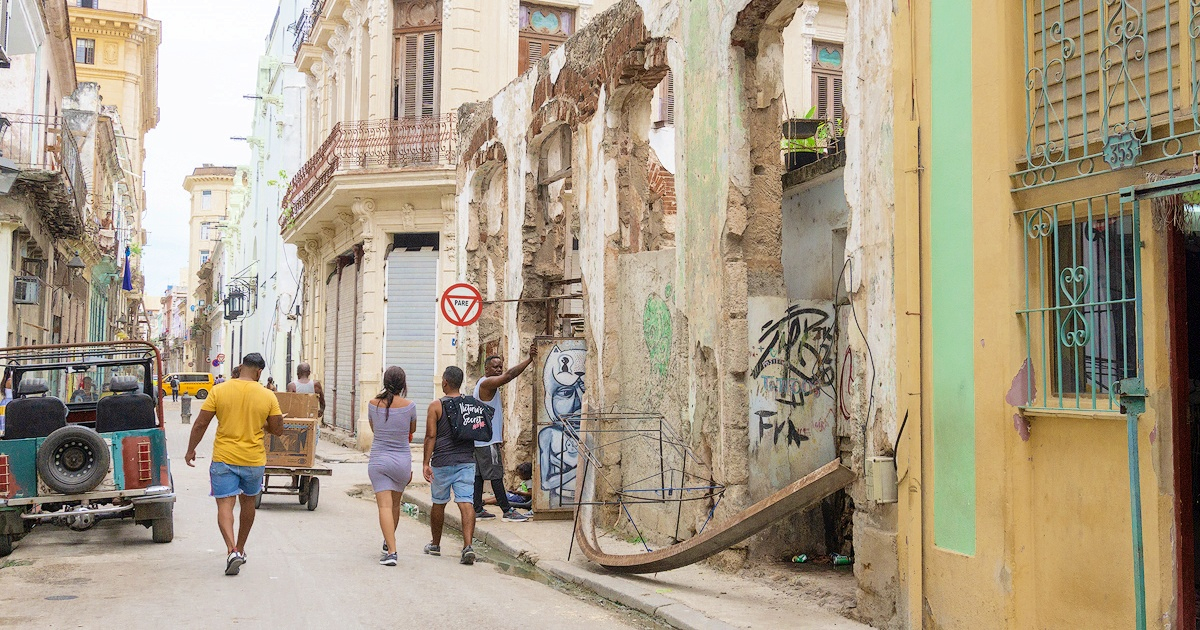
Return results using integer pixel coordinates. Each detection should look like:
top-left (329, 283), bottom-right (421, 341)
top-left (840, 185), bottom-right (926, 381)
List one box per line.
top-left (520, 36), bottom-right (556, 74)
top-left (665, 71), bottom-right (675, 126)
top-left (517, 3), bottom-right (573, 74)
top-left (813, 71), bottom-right (843, 121)
top-left (395, 31), bottom-right (440, 119)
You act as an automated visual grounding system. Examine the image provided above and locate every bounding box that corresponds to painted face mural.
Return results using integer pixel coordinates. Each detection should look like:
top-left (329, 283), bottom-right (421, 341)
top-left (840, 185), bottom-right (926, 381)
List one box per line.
top-left (538, 343), bottom-right (586, 508)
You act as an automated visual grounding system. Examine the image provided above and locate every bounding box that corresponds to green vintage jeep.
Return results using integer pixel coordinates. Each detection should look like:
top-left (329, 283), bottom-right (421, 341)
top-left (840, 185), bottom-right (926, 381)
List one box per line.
top-left (0, 341), bottom-right (175, 556)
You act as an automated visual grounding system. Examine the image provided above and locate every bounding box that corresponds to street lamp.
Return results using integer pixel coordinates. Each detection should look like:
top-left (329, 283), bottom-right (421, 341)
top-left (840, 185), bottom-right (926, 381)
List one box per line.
top-left (67, 253), bottom-right (86, 271)
top-left (224, 288), bottom-right (245, 321)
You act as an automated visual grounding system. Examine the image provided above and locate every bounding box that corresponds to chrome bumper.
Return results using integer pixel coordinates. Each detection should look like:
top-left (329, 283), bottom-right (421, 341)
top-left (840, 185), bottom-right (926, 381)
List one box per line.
top-left (0, 486), bottom-right (174, 508)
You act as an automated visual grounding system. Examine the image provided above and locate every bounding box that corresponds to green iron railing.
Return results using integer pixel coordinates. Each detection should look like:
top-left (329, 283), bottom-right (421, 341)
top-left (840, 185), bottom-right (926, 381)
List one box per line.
top-left (1017, 193), bottom-right (1143, 410)
top-left (1018, 0), bottom-right (1200, 189)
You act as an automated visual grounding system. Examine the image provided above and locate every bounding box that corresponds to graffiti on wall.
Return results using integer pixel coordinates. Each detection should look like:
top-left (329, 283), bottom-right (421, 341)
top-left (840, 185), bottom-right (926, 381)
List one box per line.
top-left (643, 284), bottom-right (673, 377)
top-left (748, 298), bottom-right (839, 493)
top-left (535, 338), bottom-right (586, 511)
top-left (750, 303), bottom-right (837, 407)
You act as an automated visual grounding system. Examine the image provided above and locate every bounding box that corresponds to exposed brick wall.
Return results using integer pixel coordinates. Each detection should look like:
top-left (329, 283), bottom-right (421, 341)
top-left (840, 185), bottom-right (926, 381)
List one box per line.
top-left (647, 152), bottom-right (676, 215)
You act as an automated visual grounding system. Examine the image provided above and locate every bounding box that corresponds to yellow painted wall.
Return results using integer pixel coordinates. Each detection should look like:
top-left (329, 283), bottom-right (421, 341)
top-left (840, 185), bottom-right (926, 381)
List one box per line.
top-left (895, 0), bottom-right (1184, 627)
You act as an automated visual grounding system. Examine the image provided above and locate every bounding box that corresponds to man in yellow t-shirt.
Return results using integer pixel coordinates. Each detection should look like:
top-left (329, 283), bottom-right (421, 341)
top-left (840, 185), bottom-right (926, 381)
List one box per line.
top-left (184, 353), bottom-right (283, 576)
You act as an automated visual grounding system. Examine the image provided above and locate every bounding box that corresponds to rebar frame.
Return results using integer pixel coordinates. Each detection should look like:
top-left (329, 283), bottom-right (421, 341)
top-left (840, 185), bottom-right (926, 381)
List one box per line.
top-left (559, 408), bottom-right (725, 558)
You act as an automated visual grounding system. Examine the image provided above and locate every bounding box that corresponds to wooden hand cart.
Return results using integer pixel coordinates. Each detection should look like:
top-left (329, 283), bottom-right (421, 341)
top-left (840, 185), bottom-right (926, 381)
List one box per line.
top-left (255, 465), bottom-right (331, 511)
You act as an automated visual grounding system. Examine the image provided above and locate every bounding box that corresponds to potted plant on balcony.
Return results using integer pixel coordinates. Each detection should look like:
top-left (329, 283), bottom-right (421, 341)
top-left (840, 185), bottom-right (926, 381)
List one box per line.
top-left (817, 118), bottom-right (847, 154)
top-left (782, 106), bottom-right (824, 140)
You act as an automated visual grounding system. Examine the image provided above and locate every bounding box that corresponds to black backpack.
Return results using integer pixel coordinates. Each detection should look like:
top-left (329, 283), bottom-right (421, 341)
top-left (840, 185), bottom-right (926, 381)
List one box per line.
top-left (441, 396), bottom-right (494, 442)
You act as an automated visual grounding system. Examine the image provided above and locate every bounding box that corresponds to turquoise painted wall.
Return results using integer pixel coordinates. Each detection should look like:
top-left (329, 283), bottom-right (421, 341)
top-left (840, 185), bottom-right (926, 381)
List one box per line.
top-left (930, 0), bottom-right (977, 555)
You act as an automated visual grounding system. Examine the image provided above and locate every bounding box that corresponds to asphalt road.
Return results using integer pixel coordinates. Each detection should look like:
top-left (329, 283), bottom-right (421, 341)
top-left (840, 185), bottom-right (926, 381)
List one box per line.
top-left (0, 400), bottom-right (640, 629)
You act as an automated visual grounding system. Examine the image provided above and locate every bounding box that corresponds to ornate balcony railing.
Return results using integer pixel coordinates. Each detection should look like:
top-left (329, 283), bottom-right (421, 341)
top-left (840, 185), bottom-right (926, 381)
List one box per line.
top-left (291, 0), bottom-right (325, 54)
top-left (1017, 1), bottom-right (1200, 189)
top-left (281, 114), bottom-right (457, 230)
top-left (0, 112), bottom-right (87, 238)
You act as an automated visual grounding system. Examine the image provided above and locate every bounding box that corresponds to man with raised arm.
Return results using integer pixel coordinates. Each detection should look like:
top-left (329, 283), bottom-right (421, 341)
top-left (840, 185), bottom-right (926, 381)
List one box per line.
top-left (184, 353), bottom-right (283, 576)
top-left (472, 343), bottom-right (537, 522)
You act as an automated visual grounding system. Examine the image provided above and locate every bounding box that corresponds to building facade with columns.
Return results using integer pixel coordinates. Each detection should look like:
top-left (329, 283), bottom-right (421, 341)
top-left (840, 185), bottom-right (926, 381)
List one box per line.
top-left (282, 0), bottom-right (615, 446)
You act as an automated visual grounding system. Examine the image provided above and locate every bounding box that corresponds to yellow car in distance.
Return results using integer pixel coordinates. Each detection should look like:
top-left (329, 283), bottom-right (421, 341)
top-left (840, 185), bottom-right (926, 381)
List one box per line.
top-left (159, 372), bottom-right (216, 399)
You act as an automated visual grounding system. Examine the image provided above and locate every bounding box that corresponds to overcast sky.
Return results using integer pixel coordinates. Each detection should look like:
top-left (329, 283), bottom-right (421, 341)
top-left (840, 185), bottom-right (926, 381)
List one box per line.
top-left (141, 1), bottom-right (281, 298)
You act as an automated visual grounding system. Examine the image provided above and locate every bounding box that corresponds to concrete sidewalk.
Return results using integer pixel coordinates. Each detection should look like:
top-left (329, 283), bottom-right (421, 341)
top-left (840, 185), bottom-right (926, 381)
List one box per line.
top-left (315, 438), bottom-right (868, 630)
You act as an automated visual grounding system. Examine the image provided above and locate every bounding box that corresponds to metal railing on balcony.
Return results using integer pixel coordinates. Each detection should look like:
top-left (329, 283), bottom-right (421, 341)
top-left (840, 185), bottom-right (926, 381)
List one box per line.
top-left (1, 112), bottom-right (65, 170)
top-left (291, 0), bottom-right (325, 54)
top-left (0, 112), bottom-right (87, 237)
top-left (281, 114), bottom-right (457, 230)
top-left (1018, 1), bottom-right (1200, 189)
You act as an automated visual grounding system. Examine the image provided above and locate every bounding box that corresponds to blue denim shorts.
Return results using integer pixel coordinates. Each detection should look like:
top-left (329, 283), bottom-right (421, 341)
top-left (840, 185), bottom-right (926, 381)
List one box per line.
top-left (210, 461), bottom-right (266, 499)
top-left (430, 462), bottom-right (476, 505)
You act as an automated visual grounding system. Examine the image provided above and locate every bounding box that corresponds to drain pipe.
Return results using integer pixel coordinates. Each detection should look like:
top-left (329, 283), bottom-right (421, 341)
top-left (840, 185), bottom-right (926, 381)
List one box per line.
top-left (1118, 377), bottom-right (1147, 630)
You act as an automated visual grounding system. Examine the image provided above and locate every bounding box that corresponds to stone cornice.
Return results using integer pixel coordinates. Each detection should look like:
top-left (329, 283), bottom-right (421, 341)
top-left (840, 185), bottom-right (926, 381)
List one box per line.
top-left (68, 12), bottom-right (160, 43)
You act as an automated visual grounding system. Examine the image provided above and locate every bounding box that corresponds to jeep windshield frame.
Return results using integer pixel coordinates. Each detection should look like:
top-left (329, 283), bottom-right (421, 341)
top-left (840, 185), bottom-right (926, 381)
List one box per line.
top-left (0, 341), bottom-right (164, 428)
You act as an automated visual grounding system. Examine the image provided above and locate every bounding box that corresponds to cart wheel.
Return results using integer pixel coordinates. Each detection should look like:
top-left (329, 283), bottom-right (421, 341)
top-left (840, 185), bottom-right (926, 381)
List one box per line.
top-left (254, 492), bottom-right (263, 509)
top-left (0, 535), bottom-right (12, 557)
top-left (298, 477), bottom-right (310, 505)
top-left (306, 478), bottom-right (320, 511)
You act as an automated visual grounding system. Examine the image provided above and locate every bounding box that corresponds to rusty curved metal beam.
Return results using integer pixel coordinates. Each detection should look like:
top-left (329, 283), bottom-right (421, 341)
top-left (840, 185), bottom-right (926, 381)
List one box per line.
top-left (574, 458), bottom-right (855, 574)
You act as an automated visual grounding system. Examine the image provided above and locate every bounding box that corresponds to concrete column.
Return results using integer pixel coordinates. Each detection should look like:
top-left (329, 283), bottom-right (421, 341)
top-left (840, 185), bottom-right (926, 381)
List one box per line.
top-left (368, 0), bottom-right (393, 120)
top-left (0, 222), bottom-right (17, 345)
top-left (437, 193), bottom-right (458, 379)
top-left (443, 0), bottom-right (482, 112)
top-left (782, 0), bottom-right (820, 117)
top-left (352, 198), bottom-right (383, 449)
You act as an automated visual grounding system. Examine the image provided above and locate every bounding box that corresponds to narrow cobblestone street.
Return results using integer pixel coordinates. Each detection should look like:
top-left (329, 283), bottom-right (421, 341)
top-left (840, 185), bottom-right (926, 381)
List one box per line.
top-left (0, 400), bottom-right (648, 630)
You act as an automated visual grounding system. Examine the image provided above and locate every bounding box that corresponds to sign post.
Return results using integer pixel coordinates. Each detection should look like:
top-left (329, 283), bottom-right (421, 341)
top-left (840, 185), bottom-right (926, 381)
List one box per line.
top-left (440, 283), bottom-right (483, 327)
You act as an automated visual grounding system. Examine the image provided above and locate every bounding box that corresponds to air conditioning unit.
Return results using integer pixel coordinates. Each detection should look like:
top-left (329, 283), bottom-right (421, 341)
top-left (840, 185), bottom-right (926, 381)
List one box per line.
top-left (13, 276), bottom-right (39, 305)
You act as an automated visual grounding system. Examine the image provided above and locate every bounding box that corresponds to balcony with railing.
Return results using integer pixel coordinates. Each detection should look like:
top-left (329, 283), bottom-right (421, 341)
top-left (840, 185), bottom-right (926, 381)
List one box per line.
top-left (280, 114), bottom-right (457, 232)
top-left (291, 0), bottom-right (325, 54)
top-left (1017, 1), bottom-right (1200, 189)
top-left (0, 112), bottom-right (88, 238)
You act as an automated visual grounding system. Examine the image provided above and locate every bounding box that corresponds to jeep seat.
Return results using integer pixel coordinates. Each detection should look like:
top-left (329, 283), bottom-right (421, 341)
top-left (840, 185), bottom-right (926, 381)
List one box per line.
top-left (4, 378), bottom-right (68, 440)
top-left (95, 375), bottom-right (156, 433)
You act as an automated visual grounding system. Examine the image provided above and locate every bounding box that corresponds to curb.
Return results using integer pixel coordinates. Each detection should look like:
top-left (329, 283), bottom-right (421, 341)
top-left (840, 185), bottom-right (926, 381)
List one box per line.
top-left (400, 489), bottom-right (737, 630)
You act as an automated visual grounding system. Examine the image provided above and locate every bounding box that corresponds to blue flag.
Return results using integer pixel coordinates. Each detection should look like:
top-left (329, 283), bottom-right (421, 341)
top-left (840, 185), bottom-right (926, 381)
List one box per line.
top-left (122, 245), bottom-right (133, 291)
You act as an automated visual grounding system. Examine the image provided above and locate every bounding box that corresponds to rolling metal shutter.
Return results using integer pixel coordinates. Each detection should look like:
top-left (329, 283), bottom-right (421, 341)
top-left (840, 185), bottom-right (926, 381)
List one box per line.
top-left (385, 249), bottom-right (439, 439)
top-left (323, 273), bottom-right (338, 427)
top-left (335, 260), bottom-right (359, 433)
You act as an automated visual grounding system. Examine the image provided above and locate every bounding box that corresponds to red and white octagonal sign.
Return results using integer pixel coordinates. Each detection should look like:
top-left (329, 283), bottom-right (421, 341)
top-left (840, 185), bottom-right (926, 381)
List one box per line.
top-left (440, 283), bottom-right (483, 327)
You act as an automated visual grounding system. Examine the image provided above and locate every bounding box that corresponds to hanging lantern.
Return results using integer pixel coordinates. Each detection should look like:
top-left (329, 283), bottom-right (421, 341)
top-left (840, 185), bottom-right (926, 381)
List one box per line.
top-left (224, 288), bottom-right (245, 321)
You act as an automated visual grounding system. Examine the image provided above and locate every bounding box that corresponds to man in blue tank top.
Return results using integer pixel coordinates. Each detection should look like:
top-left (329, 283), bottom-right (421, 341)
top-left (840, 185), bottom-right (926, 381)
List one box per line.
top-left (472, 342), bottom-right (537, 522)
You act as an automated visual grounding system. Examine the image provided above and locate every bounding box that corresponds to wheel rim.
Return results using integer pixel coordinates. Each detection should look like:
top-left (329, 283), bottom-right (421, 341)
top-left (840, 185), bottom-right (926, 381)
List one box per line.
top-left (54, 439), bottom-right (95, 479)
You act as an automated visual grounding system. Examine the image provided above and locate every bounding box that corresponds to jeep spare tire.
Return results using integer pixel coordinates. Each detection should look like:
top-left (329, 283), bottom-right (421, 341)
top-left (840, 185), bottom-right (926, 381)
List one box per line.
top-left (37, 425), bottom-right (111, 495)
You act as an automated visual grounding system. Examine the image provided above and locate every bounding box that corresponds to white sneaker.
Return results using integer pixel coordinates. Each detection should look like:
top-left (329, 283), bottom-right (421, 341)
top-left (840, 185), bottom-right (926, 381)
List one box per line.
top-left (224, 551), bottom-right (246, 576)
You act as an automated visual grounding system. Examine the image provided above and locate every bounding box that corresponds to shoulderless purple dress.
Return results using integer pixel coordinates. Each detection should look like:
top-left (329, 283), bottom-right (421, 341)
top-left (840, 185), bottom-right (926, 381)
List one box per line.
top-left (367, 402), bottom-right (415, 493)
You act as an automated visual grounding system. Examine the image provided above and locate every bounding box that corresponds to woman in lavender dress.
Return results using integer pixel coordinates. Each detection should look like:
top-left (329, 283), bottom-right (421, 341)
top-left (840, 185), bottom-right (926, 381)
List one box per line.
top-left (367, 366), bottom-right (416, 566)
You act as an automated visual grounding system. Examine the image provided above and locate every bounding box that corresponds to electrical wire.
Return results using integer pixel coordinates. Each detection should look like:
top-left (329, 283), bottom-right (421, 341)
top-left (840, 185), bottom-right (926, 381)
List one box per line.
top-left (833, 256), bottom-right (878, 467)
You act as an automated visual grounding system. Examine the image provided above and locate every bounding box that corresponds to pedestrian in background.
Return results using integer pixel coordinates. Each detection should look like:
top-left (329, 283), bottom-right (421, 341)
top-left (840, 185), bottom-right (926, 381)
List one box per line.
top-left (422, 366), bottom-right (478, 565)
top-left (368, 366), bottom-right (416, 566)
top-left (215, 374), bottom-right (226, 385)
top-left (183, 353), bottom-right (283, 576)
top-left (265, 377), bottom-right (276, 391)
top-left (169, 374), bottom-right (180, 402)
top-left (472, 344), bottom-right (537, 522)
top-left (287, 362), bottom-right (325, 417)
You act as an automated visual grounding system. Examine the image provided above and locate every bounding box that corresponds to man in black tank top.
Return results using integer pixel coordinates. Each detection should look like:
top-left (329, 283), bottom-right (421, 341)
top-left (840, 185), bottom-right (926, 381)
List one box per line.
top-left (421, 366), bottom-right (478, 565)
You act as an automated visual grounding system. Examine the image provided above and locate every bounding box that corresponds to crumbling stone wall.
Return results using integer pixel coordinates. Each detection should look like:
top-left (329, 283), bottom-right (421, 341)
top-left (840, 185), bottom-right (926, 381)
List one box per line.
top-left (455, 1), bottom-right (899, 625)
